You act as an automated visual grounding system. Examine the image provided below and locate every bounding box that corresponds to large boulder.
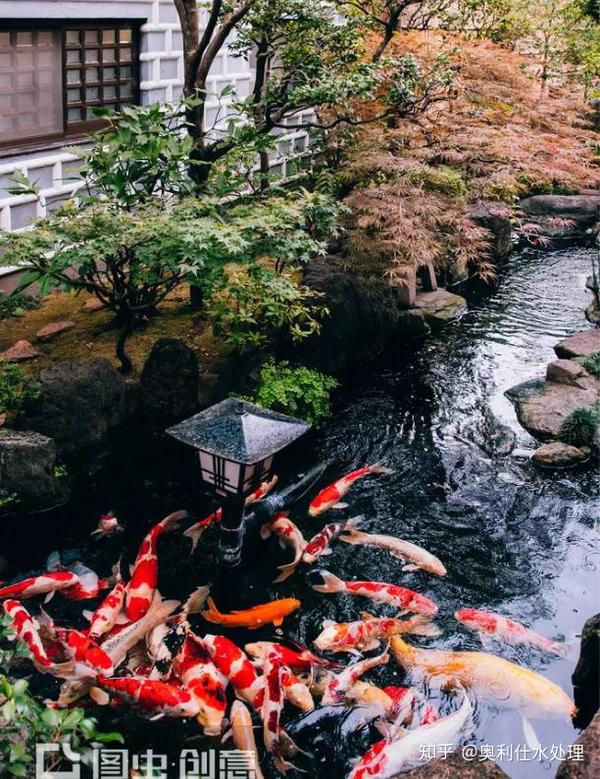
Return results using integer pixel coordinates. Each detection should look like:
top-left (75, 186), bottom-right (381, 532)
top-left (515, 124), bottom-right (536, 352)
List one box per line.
top-left (464, 405), bottom-right (516, 457)
top-left (572, 614), bottom-right (600, 730)
top-left (412, 289), bottom-right (468, 328)
top-left (519, 194), bottom-right (600, 227)
top-left (402, 752), bottom-right (508, 777)
top-left (19, 359), bottom-right (132, 453)
top-left (0, 430), bottom-right (67, 508)
top-left (532, 441), bottom-right (589, 467)
top-left (138, 338), bottom-right (200, 420)
top-left (468, 201), bottom-right (513, 259)
top-left (556, 711), bottom-right (600, 779)
top-left (555, 329), bottom-right (600, 359)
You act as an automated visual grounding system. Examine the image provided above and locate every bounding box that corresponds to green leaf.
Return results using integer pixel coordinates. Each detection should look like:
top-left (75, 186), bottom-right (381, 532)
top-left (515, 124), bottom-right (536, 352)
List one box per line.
top-left (8, 763), bottom-right (27, 777)
top-left (94, 732), bottom-right (125, 744)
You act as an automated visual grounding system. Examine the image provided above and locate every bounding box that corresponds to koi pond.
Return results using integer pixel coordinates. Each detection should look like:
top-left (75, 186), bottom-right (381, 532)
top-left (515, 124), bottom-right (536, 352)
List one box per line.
top-left (1, 245), bottom-right (599, 778)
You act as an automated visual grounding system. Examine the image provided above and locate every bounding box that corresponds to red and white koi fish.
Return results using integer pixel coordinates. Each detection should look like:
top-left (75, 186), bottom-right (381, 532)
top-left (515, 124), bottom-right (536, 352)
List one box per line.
top-left (39, 609), bottom-right (114, 677)
top-left (245, 474), bottom-right (279, 506)
top-left (314, 614), bottom-right (440, 653)
top-left (245, 641), bottom-right (343, 671)
top-left (380, 686), bottom-right (438, 725)
top-left (173, 632), bottom-right (228, 735)
top-left (260, 513), bottom-right (307, 582)
top-left (261, 656), bottom-right (297, 773)
top-left (91, 511), bottom-right (124, 539)
top-left (455, 608), bottom-right (569, 656)
top-left (3, 599), bottom-right (53, 668)
top-left (303, 516), bottom-right (364, 565)
top-left (0, 571), bottom-right (79, 602)
top-left (312, 570), bottom-right (438, 616)
top-left (83, 565), bottom-right (126, 640)
top-left (61, 561), bottom-right (114, 601)
top-left (203, 634), bottom-right (264, 709)
top-left (323, 646), bottom-right (390, 704)
top-left (308, 465), bottom-right (393, 517)
top-left (227, 701), bottom-right (265, 779)
top-left (125, 510), bottom-right (188, 621)
top-left (348, 693), bottom-right (471, 779)
top-left (340, 530), bottom-right (447, 577)
top-left (147, 585), bottom-right (210, 679)
top-left (280, 666), bottom-right (314, 712)
top-left (96, 675), bottom-right (200, 718)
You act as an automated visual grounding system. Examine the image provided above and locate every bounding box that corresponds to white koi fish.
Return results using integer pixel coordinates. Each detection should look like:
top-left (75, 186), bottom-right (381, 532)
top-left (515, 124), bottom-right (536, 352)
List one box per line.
top-left (455, 608), bottom-right (570, 656)
top-left (340, 529), bottom-right (447, 577)
top-left (260, 513), bottom-right (307, 582)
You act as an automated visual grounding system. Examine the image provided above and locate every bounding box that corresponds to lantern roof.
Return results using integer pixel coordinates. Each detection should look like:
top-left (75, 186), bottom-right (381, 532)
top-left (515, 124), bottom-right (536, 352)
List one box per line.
top-left (166, 398), bottom-right (310, 464)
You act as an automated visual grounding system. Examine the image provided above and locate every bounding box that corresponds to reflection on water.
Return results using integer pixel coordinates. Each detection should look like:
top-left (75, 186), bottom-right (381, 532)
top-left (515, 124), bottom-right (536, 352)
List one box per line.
top-left (1, 246), bottom-right (598, 778)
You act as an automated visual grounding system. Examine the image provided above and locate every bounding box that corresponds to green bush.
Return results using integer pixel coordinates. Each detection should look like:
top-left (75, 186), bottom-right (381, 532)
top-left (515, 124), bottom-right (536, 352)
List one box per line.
top-left (0, 293), bottom-right (39, 320)
top-left (405, 165), bottom-right (468, 197)
top-left (582, 351), bottom-right (600, 379)
top-left (0, 361), bottom-right (41, 416)
top-left (248, 360), bottom-right (338, 426)
top-left (558, 405), bottom-right (600, 448)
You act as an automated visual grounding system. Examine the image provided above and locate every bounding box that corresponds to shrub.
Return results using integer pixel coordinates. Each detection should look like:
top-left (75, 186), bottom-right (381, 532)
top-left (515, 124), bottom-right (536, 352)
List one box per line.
top-left (582, 352), bottom-right (600, 379)
top-left (0, 293), bottom-right (39, 320)
top-left (0, 361), bottom-right (41, 417)
top-left (558, 405), bottom-right (600, 448)
top-left (248, 360), bottom-right (338, 426)
top-left (404, 166), bottom-right (468, 198)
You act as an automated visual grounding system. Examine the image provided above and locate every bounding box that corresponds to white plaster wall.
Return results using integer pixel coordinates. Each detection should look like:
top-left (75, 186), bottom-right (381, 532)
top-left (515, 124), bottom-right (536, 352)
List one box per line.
top-left (0, 0), bottom-right (312, 232)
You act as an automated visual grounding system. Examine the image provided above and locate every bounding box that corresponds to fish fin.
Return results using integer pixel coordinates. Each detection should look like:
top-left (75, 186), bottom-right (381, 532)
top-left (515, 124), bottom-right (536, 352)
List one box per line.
top-left (370, 464), bottom-right (394, 475)
top-left (272, 618), bottom-right (284, 627)
top-left (320, 549), bottom-right (332, 556)
top-left (90, 530), bottom-right (101, 538)
top-left (149, 712), bottom-right (165, 721)
top-left (162, 509), bottom-right (188, 531)
top-left (521, 714), bottom-right (542, 753)
top-left (401, 563), bottom-right (418, 571)
top-left (82, 610), bottom-right (94, 622)
top-left (322, 619), bottom-right (336, 628)
top-left (89, 687), bottom-right (110, 706)
top-left (183, 524), bottom-right (203, 553)
top-left (409, 621), bottom-right (441, 638)
top-left (37, 608), bottom-right (55, 631)
top-left (338, 529), bottom-right (365, 545)
top-left (221, 727), bottom-right (232, 744)
top-left (43, 591), bottom-right (55, 604)
top-left (332, 502), bottom-right (349, 510)
top-left (550, 639), bottom-right (578, 660)
top-left (259, 522), bottom-right (273, 540)
top-left (129, 564), bottom-right (135, 576)
top-left (273, 560), bottom-right (301, 584)
top-left (46, 551), bottom-right (62, 571)
top-left (201, 597), bottom-right (221, 623)
top-left (311, 570), bottom-right (345, 594)
top-left (375, 721), bottom-right (405, 741)
top-left (183, 585), bottom-right (210, 616)
top-left (116, 613), bottom-right (130, 625)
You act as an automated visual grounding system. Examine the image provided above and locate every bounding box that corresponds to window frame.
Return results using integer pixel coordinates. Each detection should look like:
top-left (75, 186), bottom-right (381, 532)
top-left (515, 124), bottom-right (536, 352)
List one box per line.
top-left (0, 19), bottom-right (142, 155)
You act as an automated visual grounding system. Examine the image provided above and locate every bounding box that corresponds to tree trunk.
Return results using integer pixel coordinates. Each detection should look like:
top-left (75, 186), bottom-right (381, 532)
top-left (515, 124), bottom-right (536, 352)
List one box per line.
top-left (115, 316), bottom-right (134, 374)
top-left (189, 284), bottom-right (204, 311)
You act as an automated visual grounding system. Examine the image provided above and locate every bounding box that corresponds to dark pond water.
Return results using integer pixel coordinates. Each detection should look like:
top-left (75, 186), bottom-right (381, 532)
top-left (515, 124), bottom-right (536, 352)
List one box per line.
top-left (1, 245), bottom-right (599, 778)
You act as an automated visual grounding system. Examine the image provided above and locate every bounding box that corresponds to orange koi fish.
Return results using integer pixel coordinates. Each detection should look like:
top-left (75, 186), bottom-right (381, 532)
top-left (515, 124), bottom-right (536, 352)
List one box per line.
top-left (202, 597), bottom-right (300, 630)
top-left (455, 608), bottom-right (569, 656)
top-left (125, 510), bottom-right (187, 621)
top-left (309, 465), bottom-right (393, 517)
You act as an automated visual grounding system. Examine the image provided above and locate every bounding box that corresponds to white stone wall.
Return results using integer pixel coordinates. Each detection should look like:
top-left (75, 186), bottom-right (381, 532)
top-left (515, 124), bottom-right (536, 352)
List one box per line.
top-left (0, 0), bottom-right (312, 233)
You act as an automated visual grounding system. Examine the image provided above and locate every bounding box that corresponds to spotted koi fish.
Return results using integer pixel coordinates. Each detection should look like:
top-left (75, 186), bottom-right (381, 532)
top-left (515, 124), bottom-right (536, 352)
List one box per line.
top-left (0, 571), bottom-right (79, 602)
top-left (308, 465), bottom-right (393, 517)
top-left (61, 561), bottom-right (114, 601)
top-left (83, 565), bottom-right (126, 640)
top-left (279, 666), bottom-right (314, 712)
top-left (91, 511), bottom-right (124, 539)
top-left (261, 656), bottom-right (297, 773)
top-left (245, 641), bottom-right (342, 671)
top-left (314, 614), bottom-right (440, 653)
top-left (340, 529), bottom-right (447, 577)
top-left (125, 510), bottom-right (188, 621)
top-left (173, 632), bottom-right (228, 735)
top-left (39, 609), bottom-right (114, 676)
top-left (203, 634), bottom-right (264, 709)
top-left (96, 676), bottom-right (200, 718)
top-left (260, 514), bottom-right (307, 582)
top-left (302, 516), bottom-right (364, 565)
top-left (323, 646), bottom-right (390, 705)
top-left (202, 597), bottom-right (300, 630)
top-left (312, 570), bottom-right (438, 616)
top-left (3, 599), bottom-right (53, 668)
top-left (455, 608), bottom-right (568, 656)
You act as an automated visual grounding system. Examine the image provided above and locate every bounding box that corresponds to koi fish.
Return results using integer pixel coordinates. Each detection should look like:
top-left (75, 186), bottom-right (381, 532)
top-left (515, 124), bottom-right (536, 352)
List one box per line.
top-left (173, 632), bottom-right (228, 735)
top-left (245, 641), bottom-right (342, 671)
top-left (184, 476), bottom-right (279, 552)
top-left (312, 570), bottom-right (438, 616)
top-left (245, 474), bottom-right (279, 506)
top-left (309, 465), bottom-right (393, 517)
top-left (343, 680), bottom-right (396, 712)
top-left (125, 510), bottom-right (187, 621)
top-left (202, 597), bottom-right (300, 630)
top-left (83, 564), bottom-right (126, 640)
top-left (261, 656), bottom-right (297, 773)
top-left (146, 585), bottom-right (210, 679)
top-left (38, 609), bottom-right (114, 677)
top-left (3, 599), bottom-right (53, 668)
top-left (340, 530), bottom-right (447, 577)
top-left (314, 614), bottom-right (440, 653)
top-left (348, 692), bottom-right (472, 779)
top-left (227, 700), bottom-right (265, 779)
top-left (96, 676), bottom-right (200, 719)
top-left (91, 511), bottom-right (124, 539)
top-left (61, 561), bottom-right (113, 600)
top-left (381, 686), bottom-right (438, 725)
top-left (0, 571), bottom-right (79, 602)
top-left (260, 514), bottom-right (307, 582)
top-left (203, 634), bottom-right (264, 708)
top-left (323, 646), bottom-right (390, 704)
top-left (391, 637), bottom-right (575, 748)
top-left (303, 516), bottom-right (364, 564)
top-left (455, 608), bottom-right (569, 656)
top-left (280, 666), bottom-right (314, 712)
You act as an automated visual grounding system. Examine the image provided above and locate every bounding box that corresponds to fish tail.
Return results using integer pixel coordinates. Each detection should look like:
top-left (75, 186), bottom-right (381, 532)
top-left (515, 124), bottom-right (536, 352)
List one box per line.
top-left (311, 570), bottom-right (345, 594)
top-left (148, 590), bottom-right (181, 623)
top-left (183, 585), bottom-right (211, 616)
top-left (162, 509), bottom-right (188, 531)
top-left (345, 515), bottom-right (365, 530)
top-left (183, 524), bottom-right (203, 553)
top-left (201, 597), bottom-right (222, 624)
top-left (370, 463), bottom-right (394, 475)
top-left (273, 560), bottom-right (301, 584)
